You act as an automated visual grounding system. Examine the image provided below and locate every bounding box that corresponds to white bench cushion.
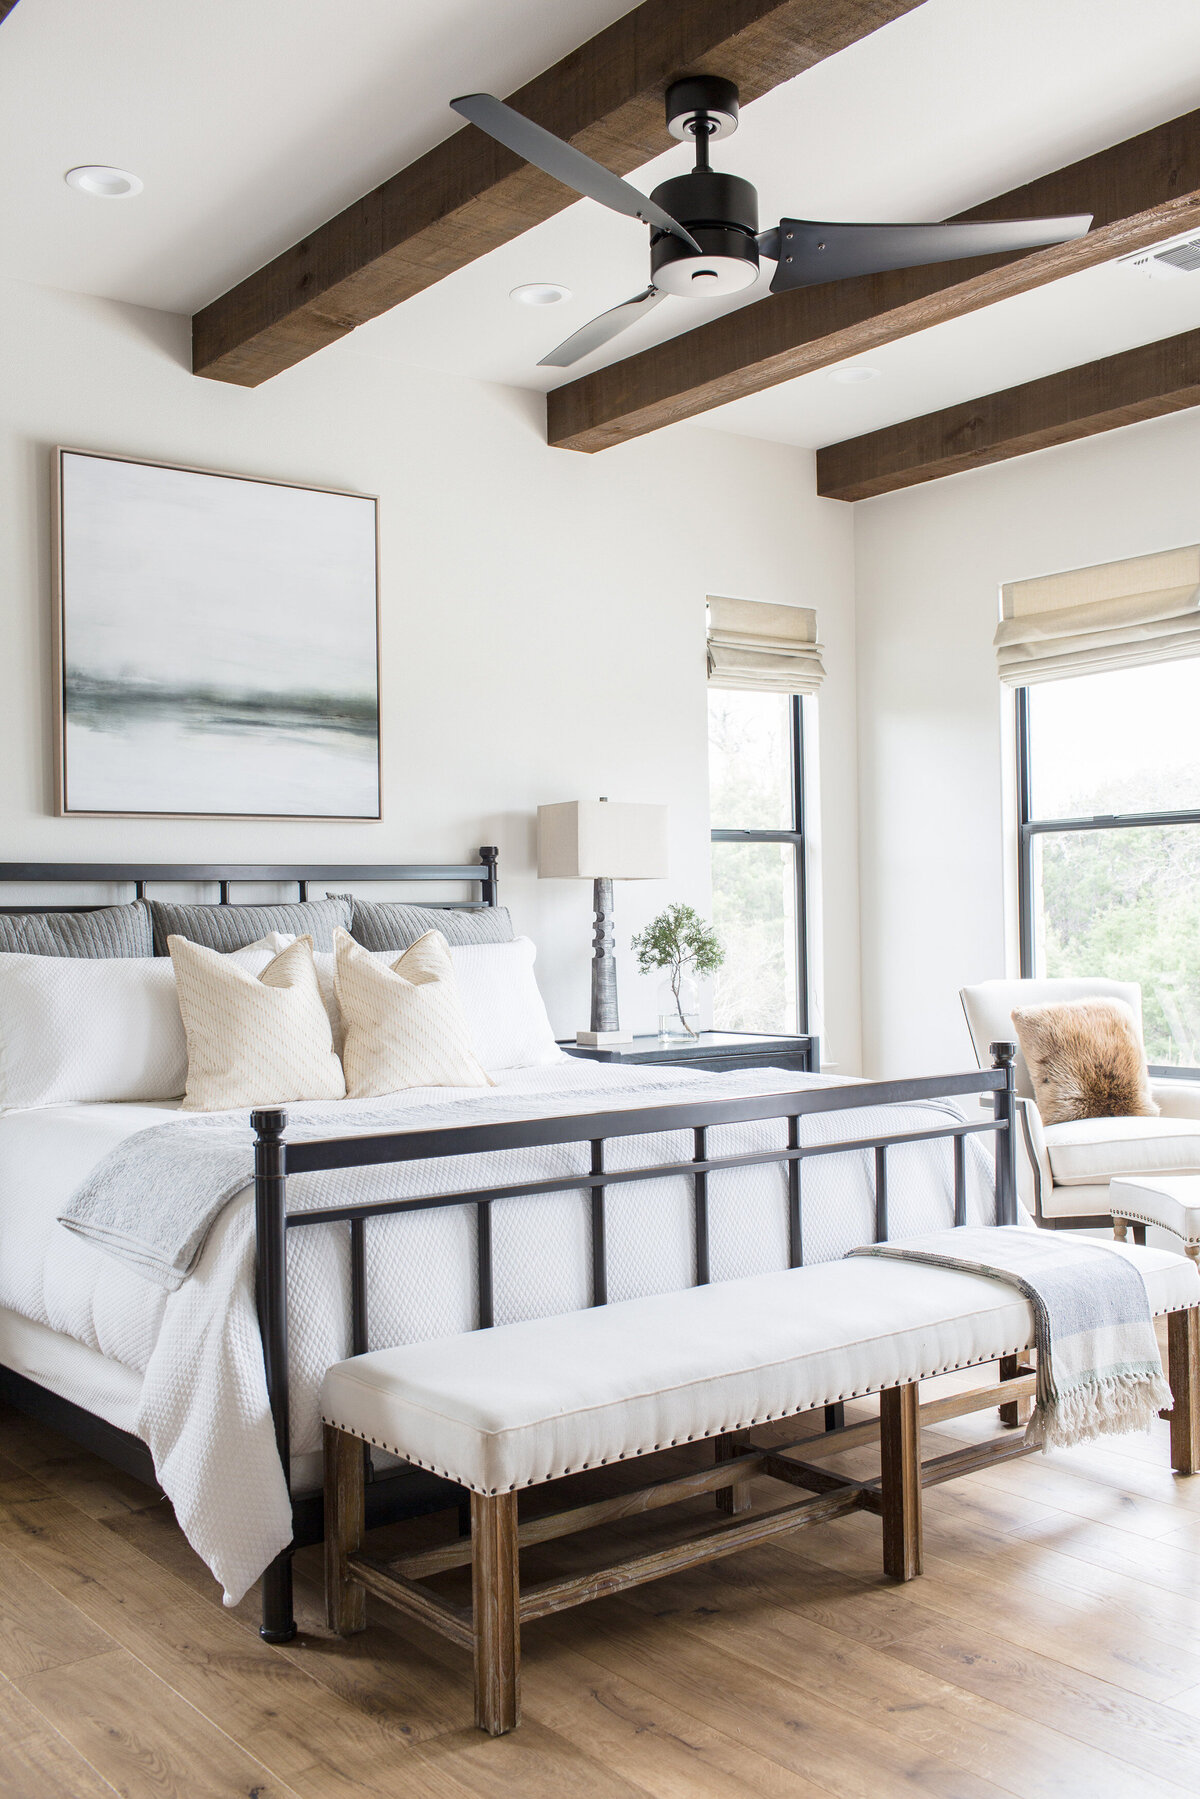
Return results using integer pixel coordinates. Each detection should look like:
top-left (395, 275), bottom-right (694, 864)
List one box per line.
top-left (1110, 1175), bottom-right (1200, 1245)
top-left (319, 1242), bottom-right (1196, 1495)
top-left (1045, 1116), bottom-right (1200, 1186)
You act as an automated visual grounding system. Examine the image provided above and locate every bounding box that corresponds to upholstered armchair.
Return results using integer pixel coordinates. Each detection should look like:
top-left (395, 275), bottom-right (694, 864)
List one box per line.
top-left (960, 978), bottom-right (1200, 1230)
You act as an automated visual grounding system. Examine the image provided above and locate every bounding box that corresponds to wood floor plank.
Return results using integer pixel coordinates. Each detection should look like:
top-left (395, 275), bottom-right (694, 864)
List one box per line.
top-left (520, 1630), bottom-right (834, 1799)
top-left (0, 1670), bottom-right (122, 1799)
top-left (0, 1489), bottom-right (467, 1798)
top-left (557, 1595), bottom-right (1016, 1799)
top-left (18, 1647), bottom-right (298, 1799)
top-left (597, 1549), bottom-right (1190, 1799)
top-left (0, 1541), bottom-right (114, 1679)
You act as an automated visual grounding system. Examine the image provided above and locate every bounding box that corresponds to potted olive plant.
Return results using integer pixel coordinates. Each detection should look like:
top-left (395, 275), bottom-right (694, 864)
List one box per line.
top-left (631, 903), bottom-right (725, 1040)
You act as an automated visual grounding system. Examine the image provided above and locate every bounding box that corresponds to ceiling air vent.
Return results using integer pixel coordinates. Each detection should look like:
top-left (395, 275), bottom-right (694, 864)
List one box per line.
top-left (1123, 234), bottom-right (1200, 279)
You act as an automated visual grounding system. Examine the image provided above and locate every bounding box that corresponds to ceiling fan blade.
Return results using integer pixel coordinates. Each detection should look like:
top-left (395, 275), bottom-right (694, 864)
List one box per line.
top-left (537, 287), bottom-right (668, 368)
top-left (451, 93), bottom-right (700, 252)
top-left (767, 214), bottom-right (1092, 291)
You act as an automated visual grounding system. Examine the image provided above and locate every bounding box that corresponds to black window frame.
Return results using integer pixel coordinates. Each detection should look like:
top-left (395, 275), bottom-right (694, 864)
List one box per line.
top-left (710, 690), bottom-right (809, 1034)
top-left (1015, 681), bottom-right (1200, 1078)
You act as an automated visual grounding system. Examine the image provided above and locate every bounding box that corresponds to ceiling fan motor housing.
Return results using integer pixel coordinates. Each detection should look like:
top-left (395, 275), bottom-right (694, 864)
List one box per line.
top-left (649, 171), bottom-right (760, 295)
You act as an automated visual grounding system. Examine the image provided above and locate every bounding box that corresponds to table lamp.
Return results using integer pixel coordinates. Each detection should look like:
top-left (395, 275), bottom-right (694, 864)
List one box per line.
top-left (537, 797), bottom-right (669, 1045)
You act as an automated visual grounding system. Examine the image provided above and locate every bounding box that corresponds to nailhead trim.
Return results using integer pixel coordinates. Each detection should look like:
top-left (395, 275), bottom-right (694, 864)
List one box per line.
top-left (1113, 1208), bottom-right (1200, 1243)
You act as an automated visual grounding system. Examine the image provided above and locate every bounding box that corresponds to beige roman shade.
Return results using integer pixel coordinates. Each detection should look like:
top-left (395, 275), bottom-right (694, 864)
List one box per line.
top-left (996, 545), bottom-right (1200, 686)
top-left (706, 596), bottom-right (825, 694)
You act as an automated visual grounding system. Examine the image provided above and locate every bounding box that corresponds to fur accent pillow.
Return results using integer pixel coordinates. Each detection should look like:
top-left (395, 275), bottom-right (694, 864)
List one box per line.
top-left (1010, 998), bottom-right (1159, 1126)
top-left (170, 934), bottom-right (346, 1112)
top-left (334, 928), bottom-right (492, 1099)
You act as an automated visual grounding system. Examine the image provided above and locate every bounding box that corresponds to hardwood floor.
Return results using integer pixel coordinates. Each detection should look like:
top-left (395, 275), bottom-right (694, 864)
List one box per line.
top-left (3, 1359), bottom-right (1200, 1799)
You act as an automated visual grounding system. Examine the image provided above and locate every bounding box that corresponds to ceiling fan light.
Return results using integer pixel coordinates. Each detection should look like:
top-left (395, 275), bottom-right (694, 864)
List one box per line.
top-left (653, 254), bottom-right (759, 297)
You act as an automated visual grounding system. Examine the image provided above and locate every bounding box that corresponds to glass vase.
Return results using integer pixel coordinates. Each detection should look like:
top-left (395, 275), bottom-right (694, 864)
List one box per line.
top-left (657, 973), bottom-right (701, 1041)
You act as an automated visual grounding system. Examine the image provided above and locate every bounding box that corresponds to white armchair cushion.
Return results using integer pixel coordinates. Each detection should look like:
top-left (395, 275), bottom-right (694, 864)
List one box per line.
top-left (1045, 1115), bottom-right (1200, 1185)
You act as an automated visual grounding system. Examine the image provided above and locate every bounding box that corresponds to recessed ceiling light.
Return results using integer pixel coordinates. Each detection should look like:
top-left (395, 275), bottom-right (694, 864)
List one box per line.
top-left (828, 365), bottom-right (881, 385)
top-left (510, 282), bottom-right (571, 306)
top-left (65, 165), bottom-right (143, 199)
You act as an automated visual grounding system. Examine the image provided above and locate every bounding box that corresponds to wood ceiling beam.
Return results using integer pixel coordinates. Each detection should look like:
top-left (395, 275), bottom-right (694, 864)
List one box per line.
top-left (814, 328), bottom-right (1200, 501)
top-left (0, 3), bottom-right (22, 23)
top-left (192, 0), bottom-right (922, 387)
top-left (547, 108), bottom-right (1200, 451)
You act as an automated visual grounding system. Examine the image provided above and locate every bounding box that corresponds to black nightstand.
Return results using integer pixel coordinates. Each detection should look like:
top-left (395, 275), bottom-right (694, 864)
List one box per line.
top-left (559, 1030), bottom-right (819, 1075)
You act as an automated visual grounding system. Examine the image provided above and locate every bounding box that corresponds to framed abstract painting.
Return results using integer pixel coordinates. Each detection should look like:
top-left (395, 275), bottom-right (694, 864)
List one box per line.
top-left (53, 448), bottom-right (381, 819)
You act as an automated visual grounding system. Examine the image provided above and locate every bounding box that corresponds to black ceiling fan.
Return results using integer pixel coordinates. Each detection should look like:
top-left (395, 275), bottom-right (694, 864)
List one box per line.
top-left (450, 77), bottom-right (1092, 370)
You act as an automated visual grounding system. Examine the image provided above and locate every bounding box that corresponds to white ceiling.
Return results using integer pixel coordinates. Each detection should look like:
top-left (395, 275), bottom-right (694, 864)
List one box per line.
top-left (5, 0), bottom-right (1200, 453)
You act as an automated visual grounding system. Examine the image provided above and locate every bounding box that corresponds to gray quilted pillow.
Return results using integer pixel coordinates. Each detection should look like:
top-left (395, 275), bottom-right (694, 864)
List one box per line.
top-left (150, 895), bottom-right (352, 955)
top-left (344, 899), bottom-right (514, 954)
top-left (0, 900), bottom-right (153, 958)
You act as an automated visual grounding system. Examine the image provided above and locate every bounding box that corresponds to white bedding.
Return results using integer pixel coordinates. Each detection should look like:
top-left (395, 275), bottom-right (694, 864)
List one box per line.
top-left (0, 1062), bottom-right (1004, 1605)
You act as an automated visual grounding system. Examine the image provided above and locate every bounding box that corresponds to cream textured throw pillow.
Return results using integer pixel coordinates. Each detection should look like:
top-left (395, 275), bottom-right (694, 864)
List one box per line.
top-left (170, 934), bottom-right (346, 1112)
top-left (334, 927), bottom-right (493, 1098)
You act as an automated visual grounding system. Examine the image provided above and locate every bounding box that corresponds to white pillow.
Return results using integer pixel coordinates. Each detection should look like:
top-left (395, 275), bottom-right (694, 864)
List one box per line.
top-left (335, 929), bottom-right (492, 1099)
top-left (449, 938), bottom-right (563, 1072)
top-left (0, 936), bottom-right (322, 1112)
top-left (309, 935), bottom-right (562, 1074)
top-left (170, 934), bottom-right (346, 1112)
top-left (0, 953), bottom-right (189, 1111)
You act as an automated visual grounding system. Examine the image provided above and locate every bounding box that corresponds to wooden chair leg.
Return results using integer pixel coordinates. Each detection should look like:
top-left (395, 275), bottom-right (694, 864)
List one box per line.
top-left (324, 1424), bottom-right (366, 1635)
top-left (880, 1382), bottom-right (922, 1581)
top-left (471, 1492), bottom-right (520, 1735)
top-left (714, 1431), bottom-right (751, 1515)
top-left (1168, 1307), bottom-right (1200, 1477)
top-left (999, 1352), bottom-right (1034, 1428)
top-left (1112, 1216), bottom-right (1128, 1243)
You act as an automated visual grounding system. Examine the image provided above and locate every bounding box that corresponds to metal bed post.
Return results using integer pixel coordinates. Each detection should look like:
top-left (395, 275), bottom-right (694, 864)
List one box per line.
top-left (991, 1042), bottom-right (1019, 1226)
top-left (253, 1108), bottom-right (296, 1644)
top-left (479, 846), bottom-right (499, 910)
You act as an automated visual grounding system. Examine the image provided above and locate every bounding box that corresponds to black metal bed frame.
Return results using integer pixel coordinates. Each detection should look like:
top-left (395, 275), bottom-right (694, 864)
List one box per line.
top-left (0, 857), bottom-right (1018, 1649)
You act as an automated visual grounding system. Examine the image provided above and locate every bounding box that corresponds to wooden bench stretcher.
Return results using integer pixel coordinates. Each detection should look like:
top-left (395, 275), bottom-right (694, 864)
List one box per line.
top-left (320, 1244), bottom-right (1200, 1735)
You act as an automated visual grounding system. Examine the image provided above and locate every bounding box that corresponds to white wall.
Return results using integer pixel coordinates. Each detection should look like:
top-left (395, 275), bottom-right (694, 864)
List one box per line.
top-left (854, 407), bottom-right (1200, 1077)
top-left (0, 277), bottom-right (860, 1057)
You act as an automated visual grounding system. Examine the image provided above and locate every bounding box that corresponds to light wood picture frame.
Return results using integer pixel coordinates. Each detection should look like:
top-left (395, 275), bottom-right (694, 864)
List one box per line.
top-left (53, 447), bottom-right (382, 820)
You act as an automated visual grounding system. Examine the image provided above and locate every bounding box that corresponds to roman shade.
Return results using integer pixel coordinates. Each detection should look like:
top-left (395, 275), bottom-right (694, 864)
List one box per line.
top-left (706, 596), bottom-right (825, 694)
top-left (996, 545), bottom-right (1200, 686)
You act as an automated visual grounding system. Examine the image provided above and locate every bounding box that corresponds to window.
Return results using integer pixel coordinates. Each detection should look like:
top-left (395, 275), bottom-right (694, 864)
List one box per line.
top-left (708, 688), bottom-right (806, 1033)
top-left (1016, 661), bottom-right (1200, 1070)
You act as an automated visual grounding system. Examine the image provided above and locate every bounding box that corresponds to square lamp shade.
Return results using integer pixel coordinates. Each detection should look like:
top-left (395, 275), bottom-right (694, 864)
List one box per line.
top-left (537, 799), bottom-right (669, 1045)
top-left (536, 800), bottom-right (669, 880)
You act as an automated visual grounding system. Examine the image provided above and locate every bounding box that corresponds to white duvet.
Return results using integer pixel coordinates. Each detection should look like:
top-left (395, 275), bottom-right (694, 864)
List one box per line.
top-left (0, 1062), bottom-right (1003, 1604)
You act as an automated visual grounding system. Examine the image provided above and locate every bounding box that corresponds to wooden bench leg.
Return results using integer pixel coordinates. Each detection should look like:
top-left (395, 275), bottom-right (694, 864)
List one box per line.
top-left (880, 1382), bottom-right (922, 1581)
top-left (324, 1423), bottom-right (366, 1635)
top-left (1112, 1216), bottom-right (1128, 1243)
top-left (471, 1492), bottom-right (520, 1735)
top-left (1168, 1307), bottom-right (1200, 1477)
top-left (714, 1431), bottom-right (751, 1515)
top-left (999, 1352), bottom-right (1034, 1428)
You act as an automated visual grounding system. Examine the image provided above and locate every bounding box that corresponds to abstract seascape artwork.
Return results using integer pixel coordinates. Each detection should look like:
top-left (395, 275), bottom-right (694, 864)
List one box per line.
top-left (55, 450), bottom-right (381, 818)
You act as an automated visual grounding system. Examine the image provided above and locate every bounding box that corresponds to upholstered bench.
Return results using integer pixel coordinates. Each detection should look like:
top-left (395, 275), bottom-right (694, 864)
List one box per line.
top-left (1111, 1175), bottom-right (1200, 1263)
top-left (320, 1246), bottom-right (1199, 1735)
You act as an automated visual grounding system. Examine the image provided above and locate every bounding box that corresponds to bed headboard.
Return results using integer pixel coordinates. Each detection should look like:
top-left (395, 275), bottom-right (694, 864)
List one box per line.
top-left (0, 848), bottom-right (499, 913)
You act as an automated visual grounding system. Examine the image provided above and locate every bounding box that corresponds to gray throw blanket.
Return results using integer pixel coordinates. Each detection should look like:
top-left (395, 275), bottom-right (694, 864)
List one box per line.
top-left (848, 1225), bottom-right (1171, 1449)
top-left (57, 1068), bottom-right (828, 1291)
